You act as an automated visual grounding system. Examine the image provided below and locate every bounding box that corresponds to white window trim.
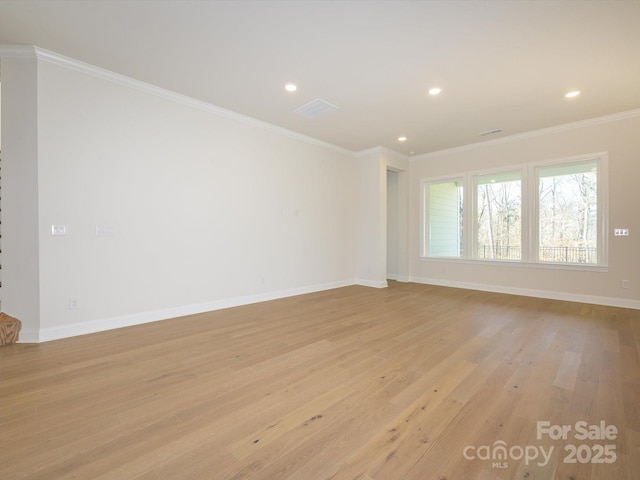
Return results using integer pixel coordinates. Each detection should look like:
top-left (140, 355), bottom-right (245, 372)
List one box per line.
top-left (529, 152), bottom-right (608, 267)
top-left (420, 152), bottom-right (609, 269)
top-left (471, 165), bottom-right (527, 263)
top-left (420, 174), bottom-right (465, 259)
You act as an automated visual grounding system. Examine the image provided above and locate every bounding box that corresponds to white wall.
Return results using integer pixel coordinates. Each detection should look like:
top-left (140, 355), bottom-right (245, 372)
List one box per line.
top-left (409, 113), bottom-right (640, 308)
top-left (0, 80), bottom-right (3, 300)
top-left (355, 148), bottom-right (409, 287)
top-left (1, 56), bottom-right (41, 335)
top-left (3, 46), bottom-right (636, 343)
top-left (2, 48), bottom-right (359, 341)
top-left (355, 151), bottom-right (387, 287)
top-left (383, 149), bottom-right (410, 282)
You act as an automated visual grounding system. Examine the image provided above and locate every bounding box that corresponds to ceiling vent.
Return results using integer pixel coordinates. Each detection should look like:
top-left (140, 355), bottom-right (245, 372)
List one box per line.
top-left (479, 128), bottom-right (503, 137)
top-left (294, 98), bottom-right (339, 119)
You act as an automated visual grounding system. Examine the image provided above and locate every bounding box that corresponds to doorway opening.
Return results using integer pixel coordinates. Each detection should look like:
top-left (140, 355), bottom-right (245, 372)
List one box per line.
top-left (387, 169), bottom-right (399, 280)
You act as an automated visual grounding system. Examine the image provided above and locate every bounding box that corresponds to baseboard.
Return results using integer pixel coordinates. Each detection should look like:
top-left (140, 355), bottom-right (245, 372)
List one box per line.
top-left (355, 279), bottom-right (388, 289)
top-left (18, 329), bottom-right (41, 343)
top-left (410, 276), bottom-right (640, 310)
top-left (26, 279), bottom-right (355, 343)
top-left (388, 275), bottom-right (410, 282)
top-left (22, 276), bottom-right (637, 343)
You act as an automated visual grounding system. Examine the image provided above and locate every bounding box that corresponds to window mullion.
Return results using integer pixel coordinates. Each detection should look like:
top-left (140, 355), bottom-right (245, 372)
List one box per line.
top-left (464, 173), bottom-right (474, 260)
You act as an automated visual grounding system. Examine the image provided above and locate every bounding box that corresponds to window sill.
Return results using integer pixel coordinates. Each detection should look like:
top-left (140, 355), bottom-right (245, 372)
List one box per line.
top-left (419, 256), bottom-right (608, 273)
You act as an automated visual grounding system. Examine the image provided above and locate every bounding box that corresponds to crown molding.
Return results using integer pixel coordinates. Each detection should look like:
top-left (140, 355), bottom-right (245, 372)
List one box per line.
top-left (355, 145), bottom-right (408, 159)
top-left (355, 146), bottom-right (385, 158)
top-left (7, 44), bottom-right (637, 162)
top-left (1, 44), bottom-right (354, 158)
top-left (413, 108), bottom-right (640, 160)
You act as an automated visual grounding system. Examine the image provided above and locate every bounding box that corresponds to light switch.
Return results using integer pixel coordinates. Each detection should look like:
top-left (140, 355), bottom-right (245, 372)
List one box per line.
top-left (51, 225), bottom-right (67, 236)
top-left (95, 225), bottom-right (114, 236)
top-left (614, 228), bottom-right (629, 236)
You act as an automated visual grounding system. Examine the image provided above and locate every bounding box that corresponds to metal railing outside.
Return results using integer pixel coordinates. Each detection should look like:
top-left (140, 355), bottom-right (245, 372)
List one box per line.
top-left (538, 246), bottom-right (597, 264)
top-left (476, 245), bottom-right (597, 263)
top-left (477, 245), bottom-right (521, 260)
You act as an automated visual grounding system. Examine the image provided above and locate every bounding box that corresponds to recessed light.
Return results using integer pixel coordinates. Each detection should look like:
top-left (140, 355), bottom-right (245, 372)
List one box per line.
top-left (398, 136), bottom-right (407, 142)
top-left (565, 90), bottom-right (580, 98)
top-left (285, 83), bottom-right (297, 92)
top-left (428, 87), bottom-right (442, 95)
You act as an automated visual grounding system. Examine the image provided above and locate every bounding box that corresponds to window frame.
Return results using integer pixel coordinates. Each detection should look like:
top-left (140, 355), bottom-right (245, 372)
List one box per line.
top-left (529, 154), bottom-right (608, 267)
top-left (420, 152), bottom-right (608, 270)
top-left (421, 175), bottom-right (465, 259)
top-left (472, 167), bottom-right (526, 263)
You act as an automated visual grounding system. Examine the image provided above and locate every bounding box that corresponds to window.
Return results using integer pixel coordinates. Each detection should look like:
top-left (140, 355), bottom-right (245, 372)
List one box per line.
top-left (423, 178), bottom-right (463, 257)
top-left (421, 153), bottom-right (607, 268)
top-left (475, 171), bottom-right (522, 261)
top-left (536, 160), bottom-right (600, 264)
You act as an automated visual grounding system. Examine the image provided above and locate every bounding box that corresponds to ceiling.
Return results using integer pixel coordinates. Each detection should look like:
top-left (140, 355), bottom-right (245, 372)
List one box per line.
top-left (0, 0), bottom-right (639, 156)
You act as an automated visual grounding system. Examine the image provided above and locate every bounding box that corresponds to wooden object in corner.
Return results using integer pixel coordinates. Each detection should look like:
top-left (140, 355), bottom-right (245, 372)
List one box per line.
top-left (0, 313), bottom-right (22, 346)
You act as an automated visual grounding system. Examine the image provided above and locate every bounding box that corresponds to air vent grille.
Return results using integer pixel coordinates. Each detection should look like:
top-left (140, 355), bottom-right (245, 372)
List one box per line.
top-left (294, 98), bottom-right (338, 119)
top-left (480, 128), bottom-right (503, 137)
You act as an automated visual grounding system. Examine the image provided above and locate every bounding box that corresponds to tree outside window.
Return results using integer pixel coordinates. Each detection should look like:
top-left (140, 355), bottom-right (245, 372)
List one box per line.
top-left (537, 161), bottom-right (598, 264)
top-left (421, 154), bottom-right (605, 267)
top-left (476, 172), bottom-right (522, 260)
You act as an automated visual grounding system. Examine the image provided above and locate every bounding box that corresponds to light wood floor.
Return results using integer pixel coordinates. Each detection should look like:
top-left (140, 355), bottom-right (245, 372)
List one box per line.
top-left (1, 283), bottom-right (640, 480)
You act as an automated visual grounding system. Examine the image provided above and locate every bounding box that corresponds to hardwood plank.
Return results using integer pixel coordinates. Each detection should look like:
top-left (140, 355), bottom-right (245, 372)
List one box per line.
top-left (553, 351), bottom-right (582, 391)
top-left (229, 383), bottom-right (353, 460)
top-left (328, 361), bottom-right (477, 480)
top-left (1, 282), bottom-right (639, 479)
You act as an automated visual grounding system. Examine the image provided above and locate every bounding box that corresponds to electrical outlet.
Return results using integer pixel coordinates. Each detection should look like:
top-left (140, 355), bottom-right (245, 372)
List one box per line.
top-left (69, 298), bottom-right (79, 309)
top-left (622, 280), bottom-right (629, 289)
